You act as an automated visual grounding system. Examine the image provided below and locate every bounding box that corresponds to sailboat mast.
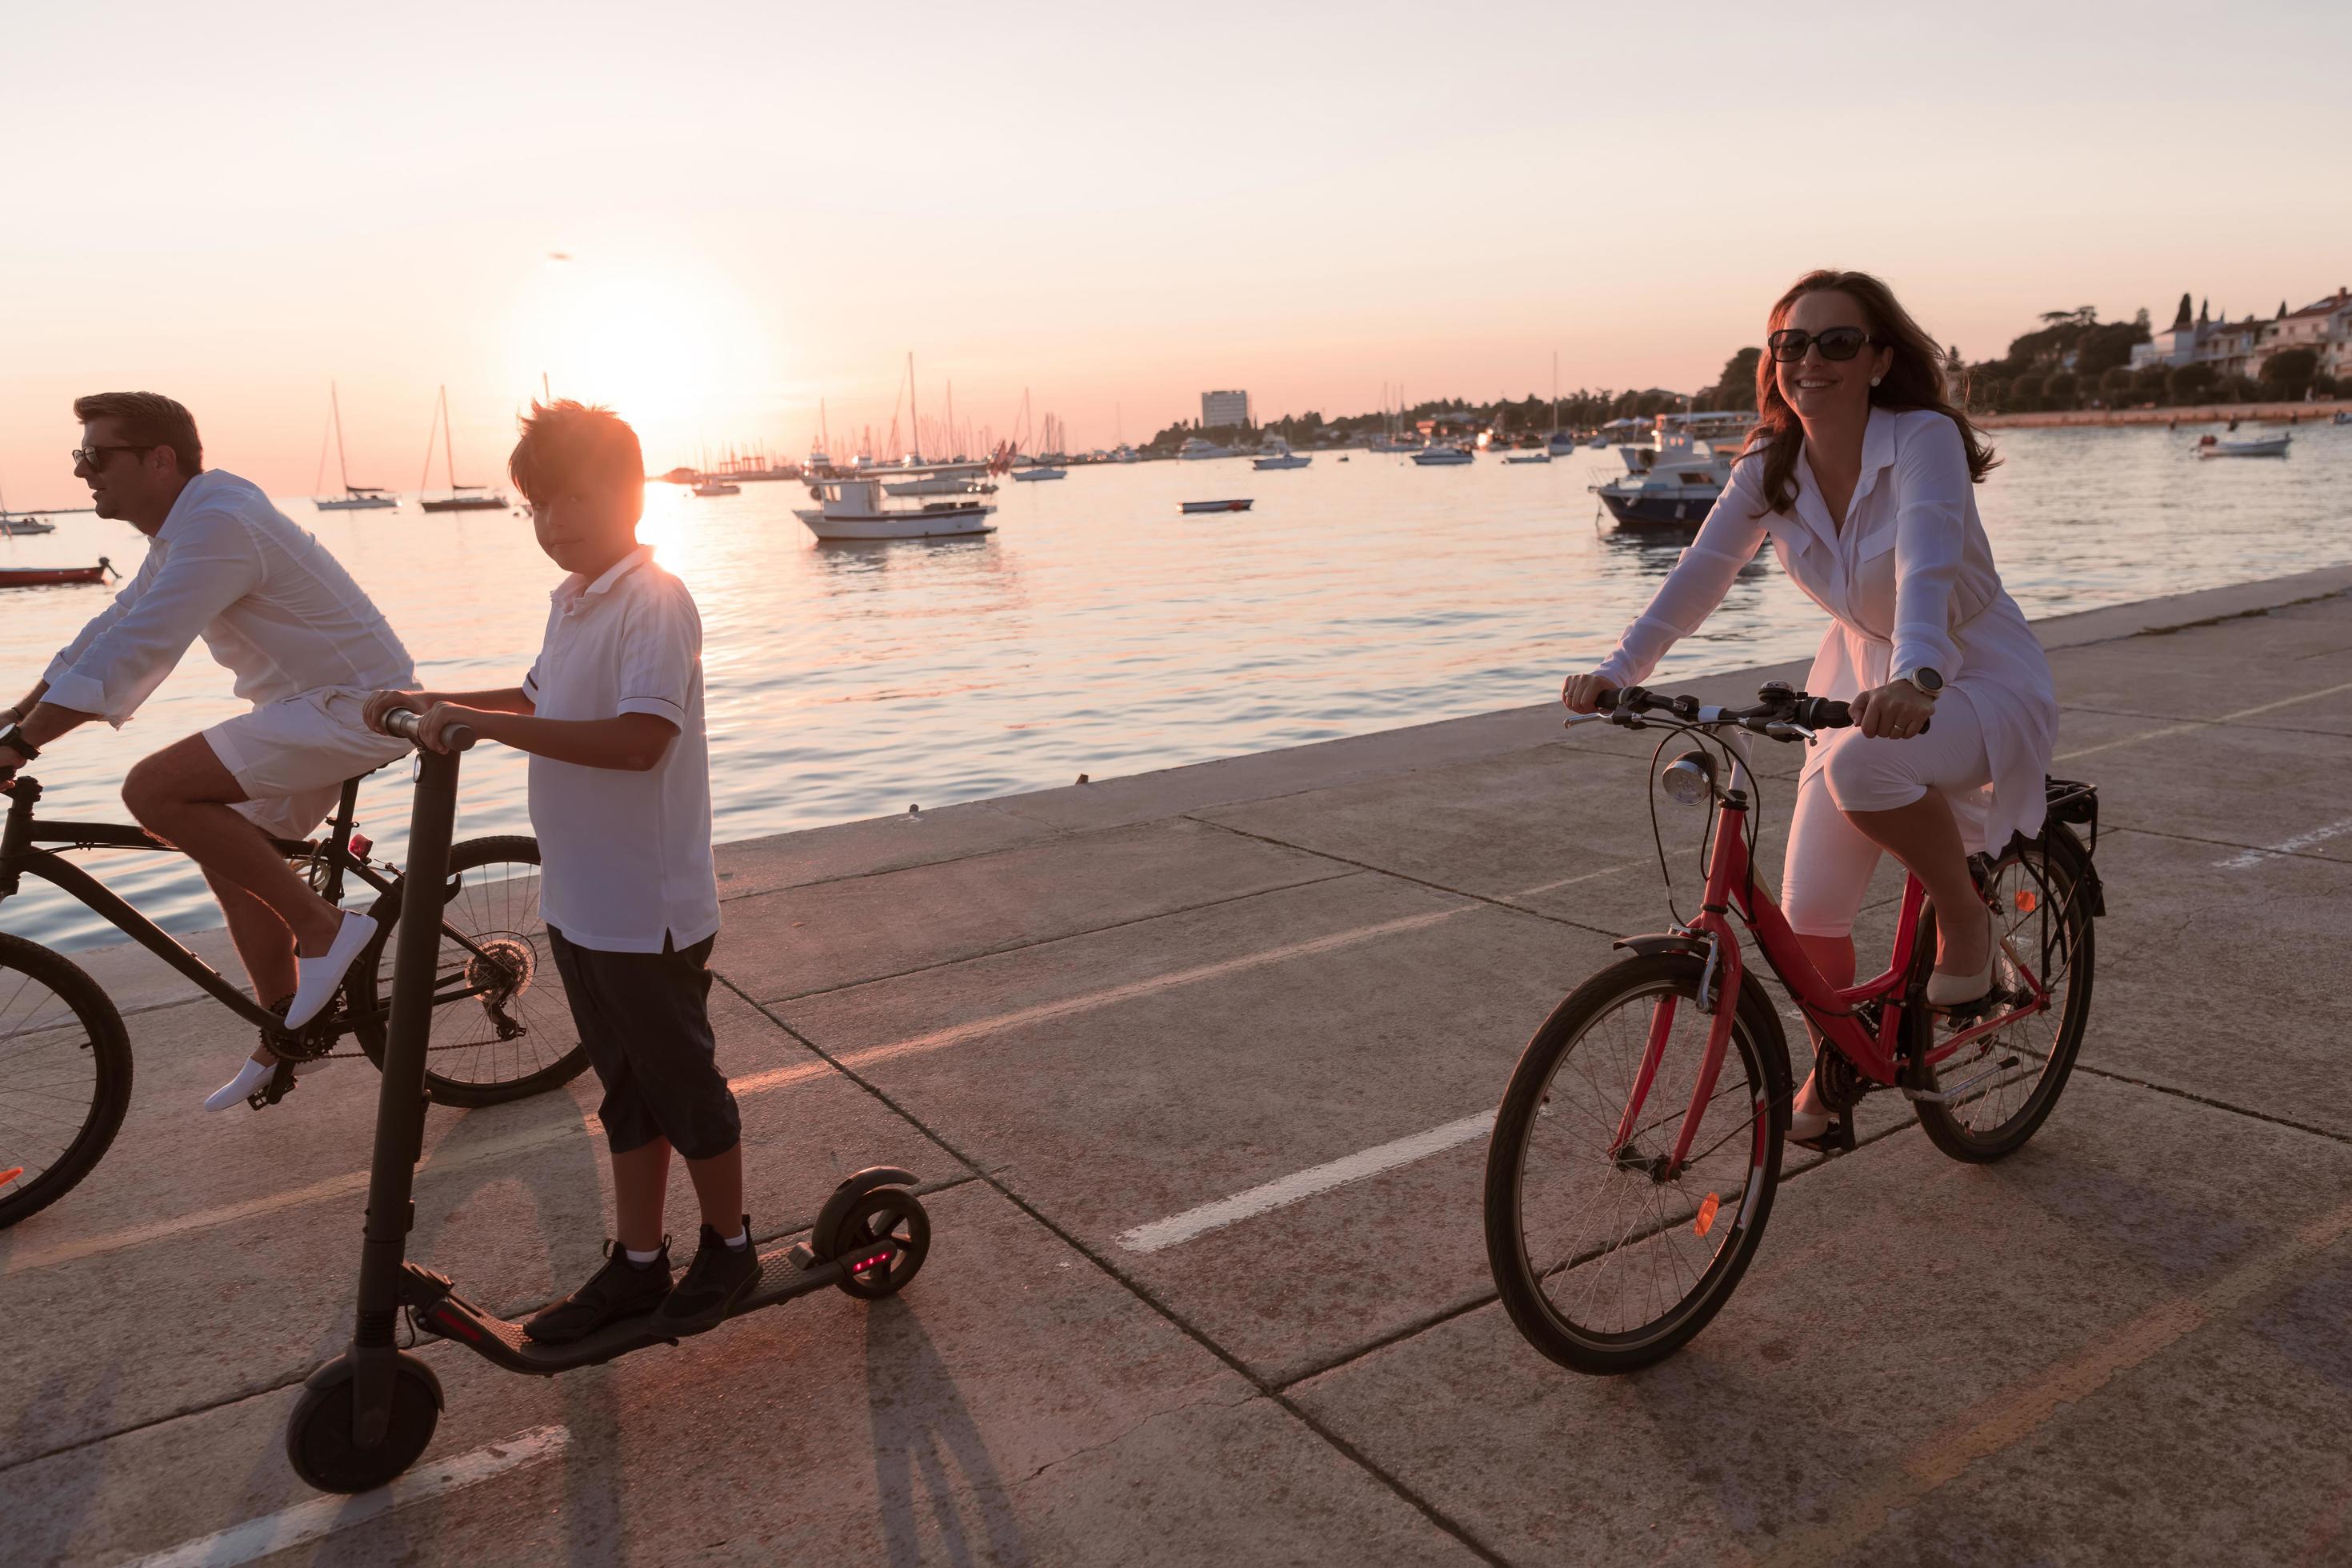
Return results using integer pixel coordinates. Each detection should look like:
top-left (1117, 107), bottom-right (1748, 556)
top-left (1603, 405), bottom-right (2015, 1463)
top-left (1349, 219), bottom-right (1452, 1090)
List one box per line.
top-left (907, 352), bottom-right (921, 462)
top-left (331, 382), bottom-right (352, 493)
top-left (440, 386), bottom-right (458, 489)
top-left (946, 380), bottom-right (956, 460)
top-left (1551, 352), bottom-right (1559, 436)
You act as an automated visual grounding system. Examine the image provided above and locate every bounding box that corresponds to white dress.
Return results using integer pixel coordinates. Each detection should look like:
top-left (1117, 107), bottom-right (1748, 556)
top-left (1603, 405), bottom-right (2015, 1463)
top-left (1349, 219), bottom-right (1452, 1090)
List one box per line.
top-left (1595, 406), bottom-right (2058, 852)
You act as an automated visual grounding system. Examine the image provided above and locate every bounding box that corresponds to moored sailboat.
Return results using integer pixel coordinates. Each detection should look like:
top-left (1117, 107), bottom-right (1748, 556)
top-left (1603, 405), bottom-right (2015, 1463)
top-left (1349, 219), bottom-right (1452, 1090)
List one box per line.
top-left (313, 383), bottom-right (398, 510)
top-left (418, 386), bottom-right (511, 512)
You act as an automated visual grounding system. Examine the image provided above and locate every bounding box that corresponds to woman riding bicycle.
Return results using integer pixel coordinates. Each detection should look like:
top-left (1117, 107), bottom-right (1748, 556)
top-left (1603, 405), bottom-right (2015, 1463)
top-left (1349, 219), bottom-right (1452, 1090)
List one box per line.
top-left (1564, 270), bottom-right (2058, 1145)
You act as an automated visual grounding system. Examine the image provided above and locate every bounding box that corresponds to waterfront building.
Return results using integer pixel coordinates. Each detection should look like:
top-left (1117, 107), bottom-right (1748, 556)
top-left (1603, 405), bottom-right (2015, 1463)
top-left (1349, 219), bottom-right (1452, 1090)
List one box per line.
top-left (2266, 287), bottom-right (2352, 380)
top-left (1201, 389), bottom-right (1250, 429)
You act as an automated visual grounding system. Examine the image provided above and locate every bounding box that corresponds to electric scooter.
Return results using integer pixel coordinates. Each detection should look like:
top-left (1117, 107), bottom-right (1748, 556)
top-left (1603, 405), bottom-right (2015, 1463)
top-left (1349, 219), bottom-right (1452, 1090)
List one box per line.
top-left (285, 711), bottom-right (932, 1494)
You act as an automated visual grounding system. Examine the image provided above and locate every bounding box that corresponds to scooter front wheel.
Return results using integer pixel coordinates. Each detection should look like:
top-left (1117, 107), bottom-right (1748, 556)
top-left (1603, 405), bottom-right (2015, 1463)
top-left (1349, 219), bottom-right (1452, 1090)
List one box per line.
top-left (285, 1353), bottom-right (444, 1494)
top-left (830, 1189), bottom-right (930, 1299)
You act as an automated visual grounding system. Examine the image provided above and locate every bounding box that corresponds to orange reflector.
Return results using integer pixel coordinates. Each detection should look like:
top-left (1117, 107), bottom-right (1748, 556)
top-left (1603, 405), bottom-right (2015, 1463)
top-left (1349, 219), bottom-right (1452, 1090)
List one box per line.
top-left (0, 1166), bottom-right (21, 1187)
top-left (1694, 1192), bottom-right (1721, 1237)
top-left (2014, 889), bottom-right (2038, 913)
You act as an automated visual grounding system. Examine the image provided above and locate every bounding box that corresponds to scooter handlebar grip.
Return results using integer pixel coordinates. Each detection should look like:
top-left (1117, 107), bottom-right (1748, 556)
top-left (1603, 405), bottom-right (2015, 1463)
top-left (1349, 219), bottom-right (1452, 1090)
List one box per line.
top-left (383, 708), bottom-right (477, 752)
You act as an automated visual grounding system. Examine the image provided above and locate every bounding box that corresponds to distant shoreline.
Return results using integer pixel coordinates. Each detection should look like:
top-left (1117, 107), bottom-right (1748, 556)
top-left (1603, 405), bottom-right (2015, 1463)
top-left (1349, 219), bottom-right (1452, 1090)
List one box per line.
top-left (1978, 398), bottom-right (2350, 430)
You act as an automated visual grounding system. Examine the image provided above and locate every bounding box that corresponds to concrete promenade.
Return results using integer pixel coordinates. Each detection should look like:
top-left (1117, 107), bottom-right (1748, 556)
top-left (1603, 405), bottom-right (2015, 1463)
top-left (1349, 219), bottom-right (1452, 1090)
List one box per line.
top-left (5, 564), bottom-right (2351, 1566)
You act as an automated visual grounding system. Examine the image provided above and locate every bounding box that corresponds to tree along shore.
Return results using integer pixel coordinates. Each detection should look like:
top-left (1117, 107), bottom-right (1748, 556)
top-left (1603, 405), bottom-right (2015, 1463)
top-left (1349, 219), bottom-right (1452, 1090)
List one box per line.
top-left (1975, 398), bottom-right (2350, 430)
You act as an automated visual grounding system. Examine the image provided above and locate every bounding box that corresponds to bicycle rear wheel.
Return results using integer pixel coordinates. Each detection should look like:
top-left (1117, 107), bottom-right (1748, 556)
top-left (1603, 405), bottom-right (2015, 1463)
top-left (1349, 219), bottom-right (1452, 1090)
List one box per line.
top-left (352, 835), bottom-right (589, 1107)
top-left (1484, 952), bottom-right (1788, 1374)
top-left (0, 934), bottom-right (132, 1229)
top-left (1907, 828), bottom-right (2095, 1162)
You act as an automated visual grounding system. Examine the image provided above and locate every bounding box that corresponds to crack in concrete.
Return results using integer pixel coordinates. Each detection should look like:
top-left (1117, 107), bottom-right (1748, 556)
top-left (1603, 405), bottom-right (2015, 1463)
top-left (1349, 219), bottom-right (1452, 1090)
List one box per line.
top-left (1013, 1379), bottom-right (1254, 1488)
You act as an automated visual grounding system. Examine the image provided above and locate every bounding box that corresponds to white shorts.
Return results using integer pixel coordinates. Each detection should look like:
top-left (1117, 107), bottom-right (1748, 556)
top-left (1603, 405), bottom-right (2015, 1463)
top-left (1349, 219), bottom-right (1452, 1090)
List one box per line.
top-left (1780, 689), bottom-right (1995, 938)
top-left (202, 686), bottom-right (414, 841)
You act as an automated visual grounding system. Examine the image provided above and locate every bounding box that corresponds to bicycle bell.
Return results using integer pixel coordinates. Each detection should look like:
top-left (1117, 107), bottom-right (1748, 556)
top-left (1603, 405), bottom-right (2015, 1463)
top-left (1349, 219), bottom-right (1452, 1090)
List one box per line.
top-left (1660, 748), bottom-right (1718, 806)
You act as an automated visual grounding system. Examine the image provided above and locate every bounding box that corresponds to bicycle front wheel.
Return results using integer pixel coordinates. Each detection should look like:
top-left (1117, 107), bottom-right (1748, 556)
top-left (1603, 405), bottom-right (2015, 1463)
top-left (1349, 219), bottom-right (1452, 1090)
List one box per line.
top-left (352, 835), bottom-right (589, 1107)
top-left (1484, 952), bottom-right (1788, 1374)
top-left (0, 934), bottom-right (132, 1229)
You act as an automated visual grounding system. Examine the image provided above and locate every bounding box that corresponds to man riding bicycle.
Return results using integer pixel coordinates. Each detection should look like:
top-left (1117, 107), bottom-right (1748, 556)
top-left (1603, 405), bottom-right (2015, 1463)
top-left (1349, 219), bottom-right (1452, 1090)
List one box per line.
top-left (0, 393), bottom-right (416, 1110)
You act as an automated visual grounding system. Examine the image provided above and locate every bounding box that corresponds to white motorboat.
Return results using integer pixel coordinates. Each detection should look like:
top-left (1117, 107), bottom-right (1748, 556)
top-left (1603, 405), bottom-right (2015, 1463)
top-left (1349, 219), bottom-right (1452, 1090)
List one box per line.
top-left (1252, 438), bottom-right (1311, 470)
top-left (1177, 438), bottom-right (1234, 461)
top-left (883, 460), bottom-right (995, 497)
top-left (0, 496), bottom-right (57, 536)
top-left (1012, 465), bottom-right (1067, 482)
top-left (691, 478), bottom-right (741, 496)
top-left (1502, 450), bottom-right (1552, 465)
top-left (312, 382), bottom-right (398, 510)
top-left (794, 476), bottom-right (996, 541)
top-left (1592, 414), bottom-right (1750, 527)
top-left (1410, 442), bottom-right (1474, 466)
top-left (2196, 433), bottom-right (2291, 458)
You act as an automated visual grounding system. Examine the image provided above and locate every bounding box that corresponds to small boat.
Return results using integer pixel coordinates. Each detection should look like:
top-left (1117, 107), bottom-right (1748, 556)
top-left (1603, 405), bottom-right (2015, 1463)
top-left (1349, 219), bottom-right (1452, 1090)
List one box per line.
top-left (1, 556), bottom-right (116, 590)
top-left (1593, 413), bottom-right (1749, 527)
top-left (418, 386), bottom-right (512, 512)
top-left (795, 476), bottom-right (995, 541)
top-left (1, 514), bottom-right (58, 536)
top-left (1177, 438), bottom-right (1234, 461)
top-left (1410, 443), bottom-right (1474, 466)
top-left (1502, 451), bottom-right (1553, 465)
top-left (691, 478), bottom-right (742, 496)
top-left (2334, 410), bottom-right (2350, 426)
top-left (2195, 434), bottom-right (2291, 458)
top-left (1011, 466), bottom-right (1067, 482)
top-left (313, 382), bottom-right (399, 510)
top-left (1181, 498), bottom-right (1253, 514)
top-left (1253, 438), bottom-right (1311, 470)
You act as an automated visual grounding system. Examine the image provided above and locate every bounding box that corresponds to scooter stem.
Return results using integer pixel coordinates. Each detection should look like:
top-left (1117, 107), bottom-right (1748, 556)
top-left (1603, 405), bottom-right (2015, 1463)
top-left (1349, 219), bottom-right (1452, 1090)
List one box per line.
top-left (346, 744), bottom-right (464, 1449)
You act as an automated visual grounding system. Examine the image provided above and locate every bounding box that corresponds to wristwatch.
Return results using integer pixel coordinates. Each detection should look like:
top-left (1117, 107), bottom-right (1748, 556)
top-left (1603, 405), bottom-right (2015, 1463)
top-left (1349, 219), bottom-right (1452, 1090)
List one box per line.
top-left (1894, 666), bottom-right (1944, 697)
top-left (0, 723), bottom-right (38, 761)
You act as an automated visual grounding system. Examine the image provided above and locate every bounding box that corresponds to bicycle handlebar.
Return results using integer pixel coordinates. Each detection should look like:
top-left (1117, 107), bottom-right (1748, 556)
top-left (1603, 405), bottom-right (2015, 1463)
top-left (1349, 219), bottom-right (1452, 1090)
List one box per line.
top-left (1578, 683), bottom-right (1927, 740)
top-left (383, 707), bottom-right (477, 752)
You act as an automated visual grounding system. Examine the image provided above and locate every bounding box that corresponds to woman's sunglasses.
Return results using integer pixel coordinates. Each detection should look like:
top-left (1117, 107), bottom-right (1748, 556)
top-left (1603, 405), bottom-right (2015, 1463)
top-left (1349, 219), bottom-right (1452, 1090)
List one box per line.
top-left (1767, 326), bottom-right (1874, 362)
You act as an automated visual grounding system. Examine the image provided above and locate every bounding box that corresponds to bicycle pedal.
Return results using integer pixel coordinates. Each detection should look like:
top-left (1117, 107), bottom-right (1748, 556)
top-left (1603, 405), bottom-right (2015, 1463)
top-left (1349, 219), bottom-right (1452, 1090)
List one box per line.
top-left (246, 1060), bottom-right (301, 1111)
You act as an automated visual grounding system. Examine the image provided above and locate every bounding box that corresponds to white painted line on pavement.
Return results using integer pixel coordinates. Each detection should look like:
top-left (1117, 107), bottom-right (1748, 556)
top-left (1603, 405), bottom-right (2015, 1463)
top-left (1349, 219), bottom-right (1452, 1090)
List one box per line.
top-left (9, 905), bottom-right (1473, 1275)
top-left (2056, 677), bottom-right (2352, 762)
top-left (2212, 814), bottom-right (2352, 870)
top-left (126, 1424), bottom-right (569, 1568)
top-left (1503, 861), bottom-right (1642, 899)
top-left (1118, 1108), bottom-right (1495, 1254)
top-left (821, 905), bottom-right (1474, 1078)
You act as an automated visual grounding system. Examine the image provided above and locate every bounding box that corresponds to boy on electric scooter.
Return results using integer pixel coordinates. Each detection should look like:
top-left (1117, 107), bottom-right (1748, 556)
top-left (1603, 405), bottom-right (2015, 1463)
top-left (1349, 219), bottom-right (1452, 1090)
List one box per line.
top-left (363, 400), bottom-right (753, 1342)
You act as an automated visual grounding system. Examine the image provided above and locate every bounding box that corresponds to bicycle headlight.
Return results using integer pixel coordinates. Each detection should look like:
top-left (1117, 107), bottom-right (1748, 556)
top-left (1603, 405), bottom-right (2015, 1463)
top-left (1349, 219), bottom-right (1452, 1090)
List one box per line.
top-left (1660, 749), bottom-right (1717, 807)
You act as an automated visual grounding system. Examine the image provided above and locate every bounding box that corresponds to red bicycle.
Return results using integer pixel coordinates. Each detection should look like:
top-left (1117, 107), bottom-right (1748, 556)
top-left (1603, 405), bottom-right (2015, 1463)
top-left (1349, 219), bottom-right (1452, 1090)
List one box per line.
top-left (1483, 680), bottom-right (2103, 1373)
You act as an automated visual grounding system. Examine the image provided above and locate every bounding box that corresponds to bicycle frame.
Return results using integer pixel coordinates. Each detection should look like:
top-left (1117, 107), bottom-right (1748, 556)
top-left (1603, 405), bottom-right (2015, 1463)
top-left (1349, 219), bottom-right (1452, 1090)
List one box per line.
top-left (0, 774), bottom-right (394, 1032)
top-left (1612, 786), bottom-right (2054, 1178)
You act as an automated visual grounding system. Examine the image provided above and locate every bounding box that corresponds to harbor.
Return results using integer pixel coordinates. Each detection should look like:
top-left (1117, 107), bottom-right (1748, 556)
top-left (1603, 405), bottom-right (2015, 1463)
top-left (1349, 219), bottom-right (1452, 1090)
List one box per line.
top-left (4, 419), bottom-right (2348, 951)
top-left (4, 563), bottom-right (2348, 1563)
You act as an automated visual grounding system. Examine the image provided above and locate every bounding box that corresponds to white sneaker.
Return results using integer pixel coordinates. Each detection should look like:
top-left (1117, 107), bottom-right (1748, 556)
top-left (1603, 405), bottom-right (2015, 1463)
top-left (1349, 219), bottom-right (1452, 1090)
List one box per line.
top-left (285, 911), bottom-right (378, 1030)
top-left (203, 1058), bottom-right (277, 1112)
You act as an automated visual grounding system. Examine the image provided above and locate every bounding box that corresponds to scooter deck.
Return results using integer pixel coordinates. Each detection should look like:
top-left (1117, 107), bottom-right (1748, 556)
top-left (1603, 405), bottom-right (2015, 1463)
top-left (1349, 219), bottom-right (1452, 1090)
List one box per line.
top-left (402, 1239), bottom-right (852, 1374)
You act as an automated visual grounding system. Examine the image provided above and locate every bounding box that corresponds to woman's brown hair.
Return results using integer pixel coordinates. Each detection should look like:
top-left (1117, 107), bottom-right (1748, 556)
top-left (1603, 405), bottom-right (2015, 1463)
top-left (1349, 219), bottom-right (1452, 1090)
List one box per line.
top-left (1745, 270), bottom-right (1998, 515)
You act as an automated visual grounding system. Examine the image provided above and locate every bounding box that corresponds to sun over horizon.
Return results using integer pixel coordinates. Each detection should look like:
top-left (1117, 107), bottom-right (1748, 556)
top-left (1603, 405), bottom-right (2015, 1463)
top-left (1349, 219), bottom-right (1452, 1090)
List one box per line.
top-left (3, 0), bottom-right (2348, 509)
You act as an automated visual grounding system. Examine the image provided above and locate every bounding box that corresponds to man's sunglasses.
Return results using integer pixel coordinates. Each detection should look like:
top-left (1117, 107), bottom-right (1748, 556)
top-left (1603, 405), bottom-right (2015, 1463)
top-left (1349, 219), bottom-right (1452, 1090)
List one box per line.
top-left (71, 444), bottom-right (157, 469)
top-left (1767, 326), bottom-right (1875, 362)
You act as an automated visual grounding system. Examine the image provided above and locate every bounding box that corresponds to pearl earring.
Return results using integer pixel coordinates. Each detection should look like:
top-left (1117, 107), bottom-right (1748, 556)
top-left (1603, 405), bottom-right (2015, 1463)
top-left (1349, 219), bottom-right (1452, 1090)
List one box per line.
top-left (1870, 375), bottom-right (1882, 386)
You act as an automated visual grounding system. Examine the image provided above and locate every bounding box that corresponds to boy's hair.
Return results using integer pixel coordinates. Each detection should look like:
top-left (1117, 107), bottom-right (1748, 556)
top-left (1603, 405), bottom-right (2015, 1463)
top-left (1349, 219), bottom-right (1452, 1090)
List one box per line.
top-left (508, 399), bottom-right (644, 504)
top-left (73, 391), bottom-right (203, 477)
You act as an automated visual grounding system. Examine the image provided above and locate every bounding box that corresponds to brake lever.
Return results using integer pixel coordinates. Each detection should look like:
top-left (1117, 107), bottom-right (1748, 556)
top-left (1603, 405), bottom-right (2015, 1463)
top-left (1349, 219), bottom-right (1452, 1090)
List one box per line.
top-left (1762, 722), bottom-right (1816, 743)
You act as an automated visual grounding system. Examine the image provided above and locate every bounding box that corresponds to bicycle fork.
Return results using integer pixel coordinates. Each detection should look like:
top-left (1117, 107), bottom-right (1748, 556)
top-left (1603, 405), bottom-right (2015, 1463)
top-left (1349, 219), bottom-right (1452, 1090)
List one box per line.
top-left (1607, 917), bottom-right (1743, 1182)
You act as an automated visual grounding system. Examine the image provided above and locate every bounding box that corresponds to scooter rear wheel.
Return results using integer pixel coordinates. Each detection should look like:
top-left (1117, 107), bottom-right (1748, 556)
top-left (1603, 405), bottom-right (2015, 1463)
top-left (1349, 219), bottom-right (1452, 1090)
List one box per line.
top-left (829, 1189), bottom-right (930, 1299)
top-left (285, 1353), bottom-right (444, 1494)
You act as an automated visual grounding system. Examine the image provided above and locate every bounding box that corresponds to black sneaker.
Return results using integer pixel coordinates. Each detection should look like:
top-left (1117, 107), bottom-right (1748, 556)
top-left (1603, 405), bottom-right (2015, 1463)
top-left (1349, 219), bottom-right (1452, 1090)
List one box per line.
top-left (523, 1240), bottom-right (673, 1344)
top-left (653, 1218), bottom-right (762, 1336)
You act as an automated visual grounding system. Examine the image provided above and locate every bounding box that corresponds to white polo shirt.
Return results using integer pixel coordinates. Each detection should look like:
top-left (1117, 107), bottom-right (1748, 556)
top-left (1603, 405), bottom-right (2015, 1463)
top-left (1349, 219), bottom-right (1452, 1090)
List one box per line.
top-left (522, 546), bottom-right (720, 953)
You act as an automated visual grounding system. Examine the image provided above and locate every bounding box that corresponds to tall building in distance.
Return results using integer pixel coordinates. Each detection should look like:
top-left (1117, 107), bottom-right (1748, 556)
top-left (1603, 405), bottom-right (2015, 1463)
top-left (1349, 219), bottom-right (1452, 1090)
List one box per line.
top-left (1201, 389), bottom-right (1250, 429)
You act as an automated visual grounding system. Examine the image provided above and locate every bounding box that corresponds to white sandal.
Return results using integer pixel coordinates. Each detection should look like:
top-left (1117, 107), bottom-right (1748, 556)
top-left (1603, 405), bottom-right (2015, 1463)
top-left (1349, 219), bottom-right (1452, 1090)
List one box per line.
top-left (1926, 902), bottom-right (1998, 1008)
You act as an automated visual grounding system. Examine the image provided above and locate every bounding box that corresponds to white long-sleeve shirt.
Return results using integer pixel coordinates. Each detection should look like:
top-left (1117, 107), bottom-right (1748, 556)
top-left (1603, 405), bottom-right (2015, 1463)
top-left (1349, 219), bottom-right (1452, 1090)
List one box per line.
top-left (1596, 406), bottom-right (2058, 849)
top-left (42, 470), bottom-right (414, 726)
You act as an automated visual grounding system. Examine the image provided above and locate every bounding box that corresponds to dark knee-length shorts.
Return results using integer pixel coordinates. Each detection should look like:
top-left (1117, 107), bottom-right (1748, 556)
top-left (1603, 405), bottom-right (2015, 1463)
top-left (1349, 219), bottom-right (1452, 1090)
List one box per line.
top-left (546, 926), bottom-right (742, 1159)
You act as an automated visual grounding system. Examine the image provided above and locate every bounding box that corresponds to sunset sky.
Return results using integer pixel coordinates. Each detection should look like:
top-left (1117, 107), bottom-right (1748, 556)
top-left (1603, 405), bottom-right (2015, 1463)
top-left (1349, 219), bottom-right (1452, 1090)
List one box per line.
top-left (4, 0), bottom-right (2347, 508)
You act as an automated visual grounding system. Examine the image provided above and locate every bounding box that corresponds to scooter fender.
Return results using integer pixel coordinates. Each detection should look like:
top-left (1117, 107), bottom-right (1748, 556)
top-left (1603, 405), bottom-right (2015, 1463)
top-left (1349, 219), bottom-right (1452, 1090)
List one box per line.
top-left (814, 1166), bottom-right (919, 1260)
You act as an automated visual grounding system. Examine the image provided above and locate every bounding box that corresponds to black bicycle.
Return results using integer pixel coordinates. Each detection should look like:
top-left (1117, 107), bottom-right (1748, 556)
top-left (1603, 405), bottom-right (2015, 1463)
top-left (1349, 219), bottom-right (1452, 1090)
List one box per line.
top-left (0, 762), bottom-right (588, 1229)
